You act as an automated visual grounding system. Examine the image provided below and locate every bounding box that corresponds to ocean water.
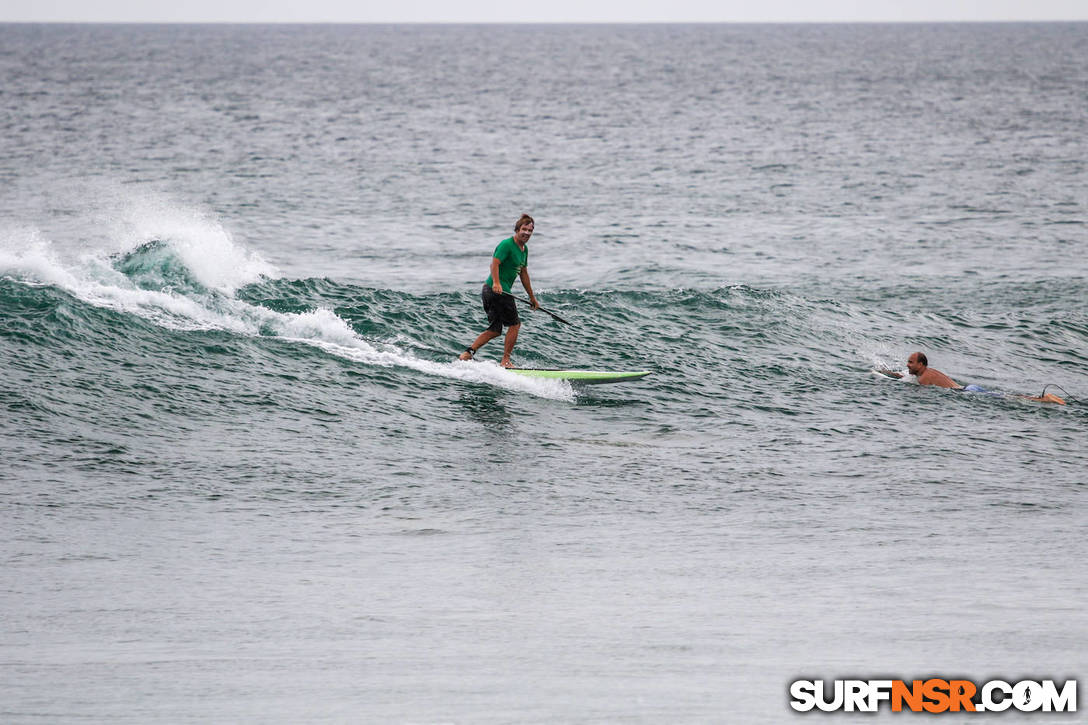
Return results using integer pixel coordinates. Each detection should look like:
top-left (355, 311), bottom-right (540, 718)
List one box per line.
top-left (1, 22), bottom-right (1086, 722)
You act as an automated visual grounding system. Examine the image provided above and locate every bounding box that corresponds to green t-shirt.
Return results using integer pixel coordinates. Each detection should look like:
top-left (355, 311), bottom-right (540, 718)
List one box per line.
top-left (485, 236), bottom-right (528, 293)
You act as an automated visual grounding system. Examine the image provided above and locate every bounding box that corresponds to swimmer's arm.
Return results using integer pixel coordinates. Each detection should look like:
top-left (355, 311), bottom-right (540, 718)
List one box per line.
top-left (877, 368), bottom-right (904, 379)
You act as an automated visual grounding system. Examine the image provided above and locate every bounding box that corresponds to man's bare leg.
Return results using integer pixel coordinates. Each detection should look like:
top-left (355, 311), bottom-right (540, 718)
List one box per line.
top-left (460, 329), bottom-right (500, 360)
top-left (1024, 392), bottom-right (1066, 404)
top-left (500, 323), bottom-right (520, 368)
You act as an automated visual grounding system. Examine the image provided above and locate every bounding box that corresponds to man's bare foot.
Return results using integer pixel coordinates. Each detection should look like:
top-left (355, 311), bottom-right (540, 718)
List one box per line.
top-left (500, 358), bottom-right (514, 368)
top-left (459, 348), bottom-right (474, 361)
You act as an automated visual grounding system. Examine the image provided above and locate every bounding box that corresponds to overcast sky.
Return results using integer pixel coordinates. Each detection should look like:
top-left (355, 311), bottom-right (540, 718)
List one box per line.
top-left (5, 0), bottom-right (1087, 23)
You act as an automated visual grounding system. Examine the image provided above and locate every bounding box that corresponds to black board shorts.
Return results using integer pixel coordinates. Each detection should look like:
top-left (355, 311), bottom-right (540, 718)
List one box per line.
top-left (482, 284), bottom-right (519, 333)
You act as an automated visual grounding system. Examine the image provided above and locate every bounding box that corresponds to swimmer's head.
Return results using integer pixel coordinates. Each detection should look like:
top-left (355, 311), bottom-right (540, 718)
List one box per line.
top-left (907, 352), bottom-right (928, 376)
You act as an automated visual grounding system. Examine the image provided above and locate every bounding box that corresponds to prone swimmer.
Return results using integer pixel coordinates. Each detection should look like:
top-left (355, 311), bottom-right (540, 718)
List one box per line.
top-left (878, 352), bottom-right (1066, 404)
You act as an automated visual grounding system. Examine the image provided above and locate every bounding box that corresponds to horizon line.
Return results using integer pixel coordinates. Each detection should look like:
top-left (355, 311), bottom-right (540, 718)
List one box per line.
top-left (3, 18), bottom-right (1087, 25)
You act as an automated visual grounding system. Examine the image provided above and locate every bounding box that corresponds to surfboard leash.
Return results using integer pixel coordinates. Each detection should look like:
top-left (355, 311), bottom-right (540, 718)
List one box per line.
top-left (1039, 383), bottom-right (1077, 404)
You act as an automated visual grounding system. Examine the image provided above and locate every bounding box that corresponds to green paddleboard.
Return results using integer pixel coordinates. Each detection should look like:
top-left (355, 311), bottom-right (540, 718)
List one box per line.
top-left (507, 369), bottom-right (652, 385)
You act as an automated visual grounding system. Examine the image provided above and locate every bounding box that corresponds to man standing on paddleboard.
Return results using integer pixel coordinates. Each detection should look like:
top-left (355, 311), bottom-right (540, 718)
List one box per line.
top-left (459, 214), bottom-right (540, 368)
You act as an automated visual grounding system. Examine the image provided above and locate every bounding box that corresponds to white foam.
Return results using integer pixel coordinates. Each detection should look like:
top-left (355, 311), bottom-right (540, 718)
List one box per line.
top-left (0, 228), bottom-right (79, 288)
top-left (296, 337), bottom-right (576, 401)
top-left (105, 193), bottom-right (277, 293)
top-left (247, 305), bottom-right (574, 400)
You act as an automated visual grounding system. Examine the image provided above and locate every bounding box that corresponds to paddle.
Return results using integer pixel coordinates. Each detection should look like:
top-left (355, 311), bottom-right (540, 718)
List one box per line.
top-left (503, 292), bottom-right (571, 325)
